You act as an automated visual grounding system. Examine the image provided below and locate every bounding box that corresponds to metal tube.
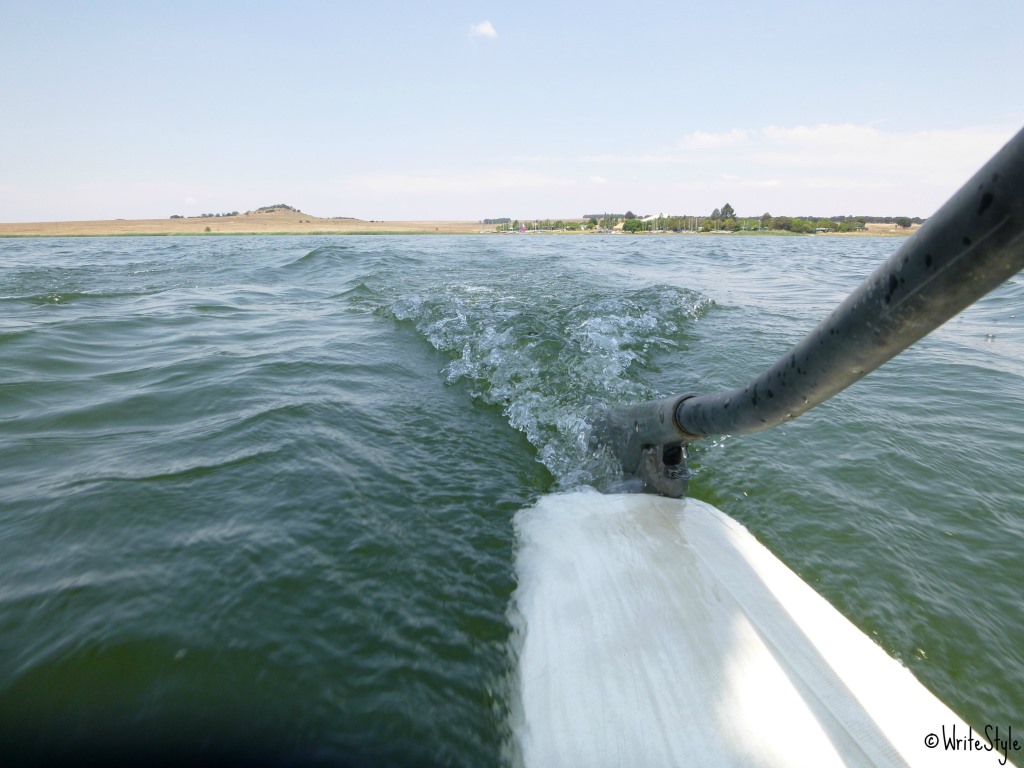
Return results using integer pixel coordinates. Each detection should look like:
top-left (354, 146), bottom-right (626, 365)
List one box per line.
top-left (677, 126), bottom-right (1024, 439)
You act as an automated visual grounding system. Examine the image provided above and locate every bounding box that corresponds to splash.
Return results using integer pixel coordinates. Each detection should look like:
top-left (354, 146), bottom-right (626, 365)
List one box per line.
top-left (379, 274), bottom-right (712, 488)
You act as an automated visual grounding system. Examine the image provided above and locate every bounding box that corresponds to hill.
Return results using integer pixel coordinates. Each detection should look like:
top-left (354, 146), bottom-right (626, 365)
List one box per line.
top-left (0, 207), bottom-right (494, 236)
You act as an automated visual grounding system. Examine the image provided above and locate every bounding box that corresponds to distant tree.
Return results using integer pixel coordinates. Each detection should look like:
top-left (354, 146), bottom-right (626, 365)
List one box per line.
top-left (711, 208), bottom-right (721, 219)
top-left (760, 212), bottom-right (772, 229)
top-left (721, 203), bottom-right (735, 219)
top-left (623, 218), bottom-right (644, 232)
top-left (894, 216), bottom-right (913, 228)
top-left (625, 211), bottom-right (636, 220)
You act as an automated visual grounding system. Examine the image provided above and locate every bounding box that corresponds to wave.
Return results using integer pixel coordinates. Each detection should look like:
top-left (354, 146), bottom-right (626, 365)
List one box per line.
top-left (282, 244), bottom-right (355, 269)
top-left (0, 289), bottom-right (163, 306)
top-left (377, 274), bottom-right (714, 487)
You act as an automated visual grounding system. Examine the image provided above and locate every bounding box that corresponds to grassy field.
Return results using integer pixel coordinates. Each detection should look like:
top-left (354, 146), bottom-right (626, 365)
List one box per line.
top-left (0, 207), bottom-right (497, 237)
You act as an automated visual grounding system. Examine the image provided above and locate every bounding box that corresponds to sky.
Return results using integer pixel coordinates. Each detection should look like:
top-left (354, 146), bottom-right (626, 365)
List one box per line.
top-left (2, 0), bottom-right (1023, 222)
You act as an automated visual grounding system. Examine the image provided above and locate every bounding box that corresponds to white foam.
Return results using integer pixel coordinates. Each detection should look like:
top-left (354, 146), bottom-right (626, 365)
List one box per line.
top-left (509, 491), bottom-right (1003, 767)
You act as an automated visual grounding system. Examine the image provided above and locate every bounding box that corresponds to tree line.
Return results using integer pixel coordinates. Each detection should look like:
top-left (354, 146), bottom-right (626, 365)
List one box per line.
top-left (491, 206), bottom-right (923, 233)
top-left (170, 211), bottom-right (240, 219)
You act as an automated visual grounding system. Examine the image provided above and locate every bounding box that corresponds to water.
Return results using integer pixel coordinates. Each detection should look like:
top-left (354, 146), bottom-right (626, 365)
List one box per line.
top-left (1, 234), bottom-right (1021, 766)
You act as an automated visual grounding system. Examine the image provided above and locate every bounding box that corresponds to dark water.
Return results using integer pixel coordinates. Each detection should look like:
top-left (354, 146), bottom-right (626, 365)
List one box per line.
top-left (1, 234), bottom-right (1021, 766)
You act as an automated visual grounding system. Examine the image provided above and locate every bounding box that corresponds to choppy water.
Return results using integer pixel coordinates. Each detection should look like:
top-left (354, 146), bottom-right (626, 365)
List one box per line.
top-left (1, 234), bottom-right (1021, 766)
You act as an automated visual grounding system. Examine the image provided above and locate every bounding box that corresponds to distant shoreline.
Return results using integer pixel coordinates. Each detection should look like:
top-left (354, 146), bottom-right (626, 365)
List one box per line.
top-left (0, 210), bottom-right (496, 237)
top-left (0, 210), bottom-right (919, 238)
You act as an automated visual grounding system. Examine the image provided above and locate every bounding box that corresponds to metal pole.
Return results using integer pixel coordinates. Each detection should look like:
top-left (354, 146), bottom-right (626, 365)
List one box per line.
top-left (597, 126), bottom-right (1024, 496)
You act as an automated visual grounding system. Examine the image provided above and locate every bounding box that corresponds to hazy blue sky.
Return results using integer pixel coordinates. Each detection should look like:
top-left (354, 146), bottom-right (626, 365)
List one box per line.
top-left (3, 0), bottom-right (1023, 221)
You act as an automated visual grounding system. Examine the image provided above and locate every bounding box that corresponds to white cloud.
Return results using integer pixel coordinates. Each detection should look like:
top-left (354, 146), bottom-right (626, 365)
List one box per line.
top-left (679, 129), bottom-right (749, 149)
top-left (577, 123), bottom-right (1017, 214)
top-left (721, 176), bottom-right (783, 189)
top-left (746, 124), bottom-right (1011, 188)
top-left (345, 170), bottom-right (572, 195)
top-left (332, 169), bottom-right (582, 219)
top-left (591, 124), bottom-right (1008, 171)
top-left (760, 123), bottom-right (879, 148)
top-left (579, 152), bottom-right (693, 165)
top-left (469, 21), bottom-right (497, 39)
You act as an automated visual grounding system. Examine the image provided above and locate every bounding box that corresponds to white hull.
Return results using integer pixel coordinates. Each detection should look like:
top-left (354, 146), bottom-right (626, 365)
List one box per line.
top-left (510, 491), bottom-right (1005, 767)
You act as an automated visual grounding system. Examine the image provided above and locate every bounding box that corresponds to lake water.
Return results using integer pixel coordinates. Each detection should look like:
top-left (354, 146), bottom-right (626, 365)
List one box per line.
top-left (1, 234), bottom-right (1021, 766)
